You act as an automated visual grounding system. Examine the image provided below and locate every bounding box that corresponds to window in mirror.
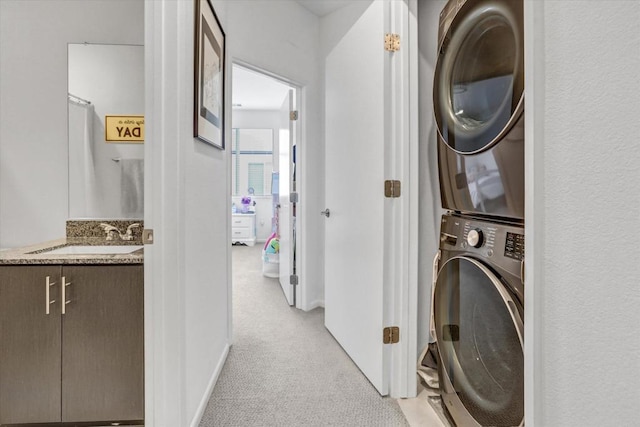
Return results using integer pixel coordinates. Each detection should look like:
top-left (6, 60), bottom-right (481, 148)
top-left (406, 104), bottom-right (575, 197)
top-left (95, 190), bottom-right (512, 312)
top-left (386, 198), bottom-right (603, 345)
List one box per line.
top-left (231, 128), bottom-right (273, 196)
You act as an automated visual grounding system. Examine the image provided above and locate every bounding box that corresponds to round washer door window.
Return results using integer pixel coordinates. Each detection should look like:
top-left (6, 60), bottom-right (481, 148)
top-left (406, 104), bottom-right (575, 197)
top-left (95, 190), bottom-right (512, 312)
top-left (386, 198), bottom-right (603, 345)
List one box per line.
top-left (434, 0), bottom-right (524, 154)
top-left (434, 256), bottom-right (523, 426)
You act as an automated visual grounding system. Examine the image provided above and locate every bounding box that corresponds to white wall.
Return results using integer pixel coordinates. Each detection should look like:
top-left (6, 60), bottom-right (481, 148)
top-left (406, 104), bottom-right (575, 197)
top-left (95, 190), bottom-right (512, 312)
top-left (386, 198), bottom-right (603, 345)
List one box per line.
top-left (144, 0), bottom-right (231, 425)
top-left (0, 0), bottom-right (144, 249)
top-left (527, 2), bottom-right (640, 425)
top-left (415, 0), bottom-right (447, 356)
top-left (145, 0), bottom-right (325, 424)
top-left (221, 0), bottom-right (324, 309)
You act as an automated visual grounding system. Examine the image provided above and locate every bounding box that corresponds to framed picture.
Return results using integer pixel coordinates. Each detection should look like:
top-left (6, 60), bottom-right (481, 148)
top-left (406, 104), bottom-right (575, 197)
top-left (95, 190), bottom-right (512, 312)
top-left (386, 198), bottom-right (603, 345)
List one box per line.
top-left (194, 0), bottom-right (225, 149)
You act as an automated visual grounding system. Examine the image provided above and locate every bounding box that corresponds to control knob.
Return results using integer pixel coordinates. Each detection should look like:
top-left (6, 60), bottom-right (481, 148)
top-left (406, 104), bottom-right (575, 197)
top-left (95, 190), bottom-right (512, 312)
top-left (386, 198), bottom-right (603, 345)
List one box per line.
top-left (467, 228), bottom-right (484, 248)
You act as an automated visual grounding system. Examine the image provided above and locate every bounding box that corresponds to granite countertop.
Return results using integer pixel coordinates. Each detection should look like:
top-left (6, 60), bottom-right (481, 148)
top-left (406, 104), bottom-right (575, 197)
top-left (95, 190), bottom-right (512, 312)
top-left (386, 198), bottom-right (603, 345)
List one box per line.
top-left (0, 238), bottom-right (144, 265)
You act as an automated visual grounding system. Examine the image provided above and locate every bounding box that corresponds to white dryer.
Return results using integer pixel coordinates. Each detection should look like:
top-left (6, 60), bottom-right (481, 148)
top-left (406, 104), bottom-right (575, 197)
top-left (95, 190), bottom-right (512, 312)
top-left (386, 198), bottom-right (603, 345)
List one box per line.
top-left (434, 0), bottom-right (524, 222)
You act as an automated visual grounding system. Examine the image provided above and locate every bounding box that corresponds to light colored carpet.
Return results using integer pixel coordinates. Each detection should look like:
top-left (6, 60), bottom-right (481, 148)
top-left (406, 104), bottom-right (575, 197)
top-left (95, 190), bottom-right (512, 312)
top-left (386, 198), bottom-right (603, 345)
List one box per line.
top-left (199, 244), bottom-right (409, 427)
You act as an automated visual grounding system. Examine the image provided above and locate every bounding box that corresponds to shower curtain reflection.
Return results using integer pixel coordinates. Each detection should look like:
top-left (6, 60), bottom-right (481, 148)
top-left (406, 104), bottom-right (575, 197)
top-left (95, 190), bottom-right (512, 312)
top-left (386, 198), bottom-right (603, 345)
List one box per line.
top-left (68, 99), bottom-right (98, 217)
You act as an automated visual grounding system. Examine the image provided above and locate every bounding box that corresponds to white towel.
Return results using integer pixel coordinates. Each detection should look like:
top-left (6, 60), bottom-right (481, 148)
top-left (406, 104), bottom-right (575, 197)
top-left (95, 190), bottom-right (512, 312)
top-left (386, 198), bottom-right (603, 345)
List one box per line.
top-left (121, 159), bottom-right (144, 217)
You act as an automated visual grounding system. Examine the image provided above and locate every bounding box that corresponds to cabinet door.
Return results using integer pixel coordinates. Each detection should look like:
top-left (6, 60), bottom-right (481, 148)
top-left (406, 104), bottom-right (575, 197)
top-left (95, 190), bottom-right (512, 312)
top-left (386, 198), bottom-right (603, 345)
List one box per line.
top-left (0, 266), bottom-right (62, 424)
top-left (61, 265), bottom-right (144, 423)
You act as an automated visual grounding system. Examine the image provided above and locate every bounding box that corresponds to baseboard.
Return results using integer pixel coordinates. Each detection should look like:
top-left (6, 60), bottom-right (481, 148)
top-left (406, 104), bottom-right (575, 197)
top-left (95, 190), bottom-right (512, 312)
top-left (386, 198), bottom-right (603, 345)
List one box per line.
top-left (305, 299), bottom-right (325, 310)
top-left (190, 343), bottom-right (230, 427)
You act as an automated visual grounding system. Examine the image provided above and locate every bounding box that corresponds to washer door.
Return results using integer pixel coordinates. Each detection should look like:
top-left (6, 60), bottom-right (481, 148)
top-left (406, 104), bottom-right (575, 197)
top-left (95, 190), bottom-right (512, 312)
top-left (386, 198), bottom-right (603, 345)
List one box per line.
top-left (434, 0), bottom-right (524, 154)
top-left (434, 256), bottom-right (523, 426)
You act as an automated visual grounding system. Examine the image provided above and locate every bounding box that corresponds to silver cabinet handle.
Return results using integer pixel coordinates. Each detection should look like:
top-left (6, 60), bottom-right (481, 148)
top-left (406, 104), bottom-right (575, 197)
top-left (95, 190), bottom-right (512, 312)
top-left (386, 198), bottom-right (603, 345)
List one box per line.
top-left (45, 276), bottom-right (56, 315)
top-left (320, 209), bottom-right (330, 218)
top-left (61, 276), bottom-right (71, 314)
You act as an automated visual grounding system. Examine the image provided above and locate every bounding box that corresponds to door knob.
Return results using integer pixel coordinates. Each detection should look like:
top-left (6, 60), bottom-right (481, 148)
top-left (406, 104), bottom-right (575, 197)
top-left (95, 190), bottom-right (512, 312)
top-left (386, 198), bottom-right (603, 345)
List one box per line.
top-left (320, 209), bottom-right (331, 218)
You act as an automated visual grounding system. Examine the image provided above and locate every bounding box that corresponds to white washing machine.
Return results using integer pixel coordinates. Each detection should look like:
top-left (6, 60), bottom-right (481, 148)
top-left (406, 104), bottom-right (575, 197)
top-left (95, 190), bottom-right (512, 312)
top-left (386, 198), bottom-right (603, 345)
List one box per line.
top-left (434, 0), bottom-right (525, 222)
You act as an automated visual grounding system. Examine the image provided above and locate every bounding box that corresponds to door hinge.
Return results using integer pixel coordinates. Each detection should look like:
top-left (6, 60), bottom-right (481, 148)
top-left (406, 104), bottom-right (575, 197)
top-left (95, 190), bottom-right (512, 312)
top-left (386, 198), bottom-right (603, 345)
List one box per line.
top-left (290, 110), bottom-right (299, 121)
top-left (384, 180), bottom-right (401, 198)
top-left (290, 274), bottom-right (299, 286)
top-left (384, 33), bottom-right (400, 52)
top-left (290, 192), bottom-right (299, 203)
top-left (142, 229), bottom-right (154, 245)
top-left (383, 326), bottom-right (400, 344)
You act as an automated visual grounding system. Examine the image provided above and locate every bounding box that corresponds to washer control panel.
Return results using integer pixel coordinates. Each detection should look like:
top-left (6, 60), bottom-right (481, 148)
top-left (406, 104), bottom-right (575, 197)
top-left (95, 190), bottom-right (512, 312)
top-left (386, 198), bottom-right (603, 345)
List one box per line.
top-left (439, 213), bottom-right (524, 304)
top-left (440, 214), bottom-right (524, 264)
top-left (505, 232), bottom-right (525, 260)
top-left (463, 221), bottom-right (496, 252)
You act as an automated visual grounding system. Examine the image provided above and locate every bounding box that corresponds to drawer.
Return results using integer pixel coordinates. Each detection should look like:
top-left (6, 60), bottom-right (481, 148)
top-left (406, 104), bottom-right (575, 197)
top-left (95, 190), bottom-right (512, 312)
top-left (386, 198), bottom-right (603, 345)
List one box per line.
top-left (232, 228), bottom-right (252, 239)
top-left (232, 216), bottom-right (253, 228)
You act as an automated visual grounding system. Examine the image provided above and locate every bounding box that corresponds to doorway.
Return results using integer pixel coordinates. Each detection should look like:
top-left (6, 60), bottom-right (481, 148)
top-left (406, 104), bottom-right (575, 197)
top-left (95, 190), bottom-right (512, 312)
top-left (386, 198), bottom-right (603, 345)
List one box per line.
top-left (230, 62), bottom-right (300, 307)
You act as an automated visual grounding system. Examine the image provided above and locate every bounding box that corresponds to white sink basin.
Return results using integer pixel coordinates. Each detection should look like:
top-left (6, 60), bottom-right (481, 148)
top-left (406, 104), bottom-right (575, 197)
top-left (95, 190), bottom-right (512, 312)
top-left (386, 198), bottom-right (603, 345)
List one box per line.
top-left (41, 245), bottom-right (143, 255)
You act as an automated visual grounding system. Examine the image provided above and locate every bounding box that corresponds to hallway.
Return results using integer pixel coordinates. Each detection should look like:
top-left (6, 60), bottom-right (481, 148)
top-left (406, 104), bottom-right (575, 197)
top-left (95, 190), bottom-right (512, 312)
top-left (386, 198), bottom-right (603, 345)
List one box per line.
top-left (199, 245), bottom-right (409, 426)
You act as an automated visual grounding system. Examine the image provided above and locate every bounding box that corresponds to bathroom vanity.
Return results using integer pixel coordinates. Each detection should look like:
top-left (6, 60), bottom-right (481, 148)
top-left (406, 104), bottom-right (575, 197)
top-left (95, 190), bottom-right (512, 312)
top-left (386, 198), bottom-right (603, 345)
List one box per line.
top-left (0, 222), bottom-right (144, 426)
top-left (0, 35), bottom-right (146, 425)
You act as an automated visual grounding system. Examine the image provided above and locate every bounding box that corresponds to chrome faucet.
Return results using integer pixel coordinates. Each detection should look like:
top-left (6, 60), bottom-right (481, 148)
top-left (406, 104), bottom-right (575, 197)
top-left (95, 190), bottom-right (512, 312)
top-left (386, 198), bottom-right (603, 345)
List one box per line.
top-left (123, 223), bottom-right (141, 241)
top-left (100, 223), bottom-right (141, 241)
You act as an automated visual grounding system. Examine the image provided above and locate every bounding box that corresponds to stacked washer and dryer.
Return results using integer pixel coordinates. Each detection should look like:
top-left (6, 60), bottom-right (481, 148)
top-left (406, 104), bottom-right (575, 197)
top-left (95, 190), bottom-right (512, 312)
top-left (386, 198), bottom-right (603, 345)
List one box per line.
top-left (430, 0), bottom-right (525, 426)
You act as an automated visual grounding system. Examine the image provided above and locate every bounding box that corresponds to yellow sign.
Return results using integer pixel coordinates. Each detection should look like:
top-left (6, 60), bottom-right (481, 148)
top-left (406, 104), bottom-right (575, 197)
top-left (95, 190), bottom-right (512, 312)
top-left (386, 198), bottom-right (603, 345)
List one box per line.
top-left (105, 115), bottom-right (145, 143)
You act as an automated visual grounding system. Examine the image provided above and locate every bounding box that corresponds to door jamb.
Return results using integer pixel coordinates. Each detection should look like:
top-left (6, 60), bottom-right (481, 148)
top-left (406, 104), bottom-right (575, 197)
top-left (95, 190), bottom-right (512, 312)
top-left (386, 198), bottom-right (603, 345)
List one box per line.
top-left (229, 59), bottom-right (305, 310)
top-left (388, 0), bottom-right (419, 398)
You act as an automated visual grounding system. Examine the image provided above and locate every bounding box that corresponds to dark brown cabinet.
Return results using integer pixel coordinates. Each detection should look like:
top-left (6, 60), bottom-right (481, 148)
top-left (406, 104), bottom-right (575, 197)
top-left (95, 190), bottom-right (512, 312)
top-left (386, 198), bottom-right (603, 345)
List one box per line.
top-left (0, 265), bottom-right (144, 425)
top-left (0, 266), bottom-right (62, 424)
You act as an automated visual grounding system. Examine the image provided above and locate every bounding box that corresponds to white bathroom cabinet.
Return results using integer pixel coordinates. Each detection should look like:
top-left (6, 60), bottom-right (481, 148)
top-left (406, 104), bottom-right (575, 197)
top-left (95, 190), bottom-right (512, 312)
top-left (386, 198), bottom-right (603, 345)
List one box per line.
top-left (0, 264), bottom-right (144, 425)
top-left (231, 213), bottom-right (256, 246)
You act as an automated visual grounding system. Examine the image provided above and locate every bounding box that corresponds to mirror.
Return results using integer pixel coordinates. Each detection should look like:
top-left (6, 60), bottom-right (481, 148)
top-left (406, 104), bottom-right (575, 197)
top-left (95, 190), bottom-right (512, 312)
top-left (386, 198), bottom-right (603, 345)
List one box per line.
top-left (231, 128), bottom-right (274, 196)
top-left (67, 43), bottom-right (144, 219)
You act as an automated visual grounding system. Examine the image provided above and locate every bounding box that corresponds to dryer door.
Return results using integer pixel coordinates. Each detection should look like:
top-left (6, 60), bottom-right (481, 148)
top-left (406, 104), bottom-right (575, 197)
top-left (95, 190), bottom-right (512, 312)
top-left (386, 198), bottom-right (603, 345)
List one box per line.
top-left (434, 256), bottom-right (523, 427)
top-left (434, 0), bottom-right (524, 154)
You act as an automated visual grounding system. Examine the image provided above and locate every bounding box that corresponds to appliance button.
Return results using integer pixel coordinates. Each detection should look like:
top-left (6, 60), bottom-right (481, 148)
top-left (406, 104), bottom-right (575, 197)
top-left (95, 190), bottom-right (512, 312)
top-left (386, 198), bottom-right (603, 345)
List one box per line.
top-left (467, 228), bottom-right (484, 248)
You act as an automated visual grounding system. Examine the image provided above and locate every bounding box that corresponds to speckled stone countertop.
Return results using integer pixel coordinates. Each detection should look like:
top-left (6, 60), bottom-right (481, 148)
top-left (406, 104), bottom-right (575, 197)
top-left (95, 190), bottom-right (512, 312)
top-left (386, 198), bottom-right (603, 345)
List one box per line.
top-left (0, 220), bottom-right (144, 265)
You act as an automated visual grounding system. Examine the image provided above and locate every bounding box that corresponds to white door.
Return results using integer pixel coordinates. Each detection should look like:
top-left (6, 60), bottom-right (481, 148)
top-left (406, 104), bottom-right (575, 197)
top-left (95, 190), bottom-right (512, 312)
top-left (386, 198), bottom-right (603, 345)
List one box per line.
top-left (278, 89), bottom-right (295, 305)
top-left (324, 0), bottom-right (389, 395)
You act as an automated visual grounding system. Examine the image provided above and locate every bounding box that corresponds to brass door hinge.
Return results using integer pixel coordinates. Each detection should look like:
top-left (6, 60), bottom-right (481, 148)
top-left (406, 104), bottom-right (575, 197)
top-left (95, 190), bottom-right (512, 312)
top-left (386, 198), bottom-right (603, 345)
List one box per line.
top-left (383, 326), bottom-right (400, 344)
top-left (384, 33), bottom-right (400, 52)
top-left (384, 180), bottom-right (401, 198)
top-left (142, 229), bottom-right (154, 244)
top-left (290, 110), bottom-right (299, 121)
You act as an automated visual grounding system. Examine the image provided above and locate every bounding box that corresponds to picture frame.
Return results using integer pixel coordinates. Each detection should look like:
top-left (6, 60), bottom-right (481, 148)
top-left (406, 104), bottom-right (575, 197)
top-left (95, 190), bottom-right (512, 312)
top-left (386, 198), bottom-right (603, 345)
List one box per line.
top-left (194, 0), bottom-right (225, 149)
